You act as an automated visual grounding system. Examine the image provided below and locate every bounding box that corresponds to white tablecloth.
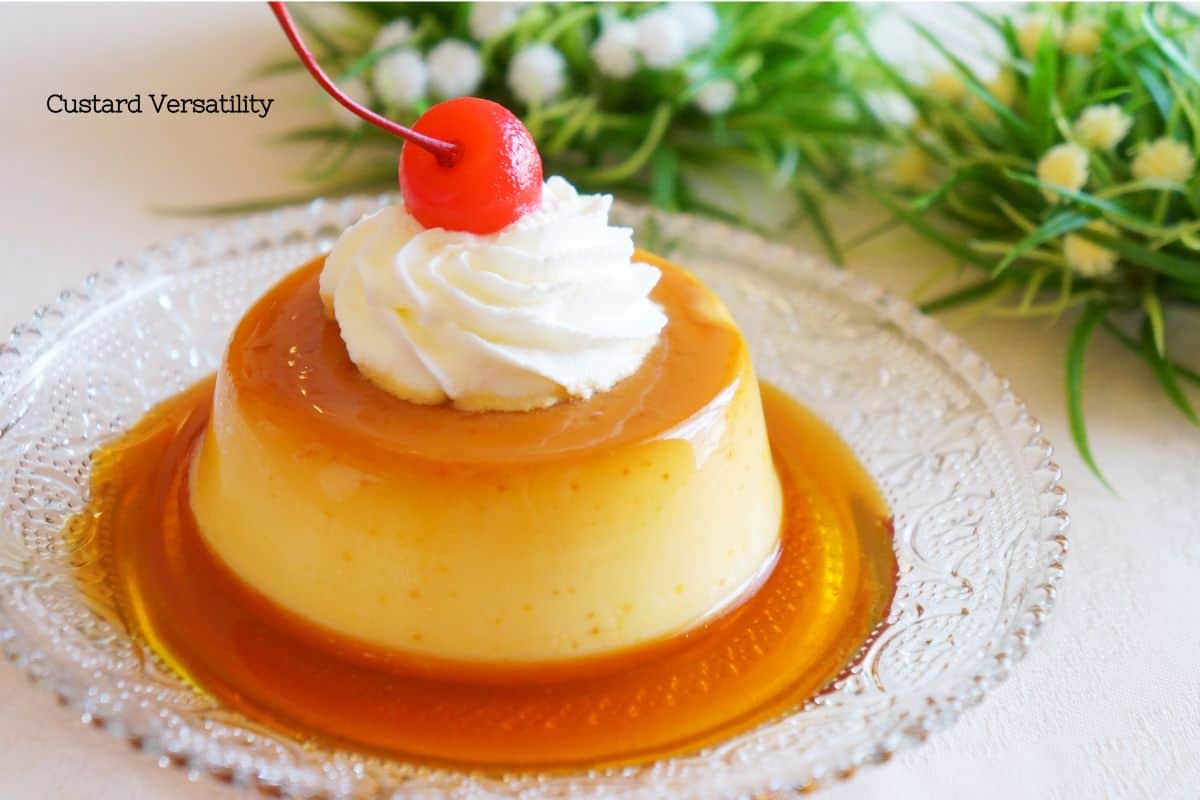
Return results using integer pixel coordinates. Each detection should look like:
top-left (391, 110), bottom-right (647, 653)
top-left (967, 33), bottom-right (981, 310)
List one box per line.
top-left (1, 5), bottom-right (1197, 799)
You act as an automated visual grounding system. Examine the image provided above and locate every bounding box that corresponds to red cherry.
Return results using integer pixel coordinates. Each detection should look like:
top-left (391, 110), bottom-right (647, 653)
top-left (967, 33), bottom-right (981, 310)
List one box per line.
top-left (269, 5), bottom-right (541, 235)
top-left (400, 98), bottom-right (543, 235)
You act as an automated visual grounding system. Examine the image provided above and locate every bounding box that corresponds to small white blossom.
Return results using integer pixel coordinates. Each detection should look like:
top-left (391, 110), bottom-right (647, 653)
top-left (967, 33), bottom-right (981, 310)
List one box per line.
top-left (507, 42), bottom-right (567, 106)
top-left (1018, 15), bottom-right (1058, 58)
top-left (928, 70), bottom-right (967, 104)
top-left (591, 20), bottom-right (640, 79)
top-left (1063, 21), bottom-right (1101, 56)
top-left (1037, 143), bottom-right (1089, 202)
top-left (695, 78), bottom-right (736, 115)
top-left (1074, 104), bottom-right (1132, 151)
top-left (427, 39), bottom-right (483, 99)
top-left (371, 18), bottom-right (414, 53)
top-left (373, 49), bottom-right (427, 108)
top-left (1063, 220), bottom-right (1119, 278)
top-left (670, 3), bottom-right (720, 53)
top-left (469, 3), bottom-right (527, 41)
top-left (635, 8), bottom-right (689, 69)
top-left (328, 76), bottom-right (372, 129)
top-left (888, 144), bottom-right (934, 189)
top-left (1131, 137), bottom-right (1196, 184)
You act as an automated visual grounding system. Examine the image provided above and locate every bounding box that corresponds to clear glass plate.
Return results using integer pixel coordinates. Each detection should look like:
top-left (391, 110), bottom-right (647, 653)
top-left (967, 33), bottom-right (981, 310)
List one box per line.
top-left (0, 198), bottom-right (1068, 799)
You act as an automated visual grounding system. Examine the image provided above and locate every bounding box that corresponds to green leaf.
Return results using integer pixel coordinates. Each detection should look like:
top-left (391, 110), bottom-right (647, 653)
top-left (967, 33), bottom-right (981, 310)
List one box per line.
top-left (1066, 304), bottom-right (1114, 490)
top-left (1143, 286), bottom-right (1166, 356)
top-left (650, 148), bottom-right (679, 211)
top-left (1006, 171), bottom-right (1182, 238)
top-left (1143, 4), bottom-right (1200, 86)
top-left (1134, 59), bottom-right (1174, 124)
top-left (577, 103), bottom-right (672, 184)
top-left (1079, 227), bottom-right (1200, 285)
top-left (994, 211), bottom-right (1093, 276)
top-left (919, 278), bottom-right (1008, 314)
top-left (1103, 319), bottom-right (1200, 386)
top-left (909, 22), bottom-right (1032, 146)
top-left (1027, 20), bottom-right (1060, 153)
top-left (250, 58), bottom-right (307, 79)
top-left (1141, 317), bottom-right (1200, 426)
top-left (796, 188), bottom-right (844, 266)
top-left (868, 185), bottom-right (997, 270)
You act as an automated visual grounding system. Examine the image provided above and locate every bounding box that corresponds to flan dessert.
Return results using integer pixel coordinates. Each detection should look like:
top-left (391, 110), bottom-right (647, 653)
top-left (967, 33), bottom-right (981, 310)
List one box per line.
top-left (71, 64), bottom-right (898, 766)
top-left (190, 176), bottom-right (782, 664)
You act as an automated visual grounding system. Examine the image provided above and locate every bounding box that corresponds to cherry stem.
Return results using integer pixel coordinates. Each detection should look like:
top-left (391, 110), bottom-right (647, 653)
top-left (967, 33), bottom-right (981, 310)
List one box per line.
top-left (268, 1), bottom-right (459, 167)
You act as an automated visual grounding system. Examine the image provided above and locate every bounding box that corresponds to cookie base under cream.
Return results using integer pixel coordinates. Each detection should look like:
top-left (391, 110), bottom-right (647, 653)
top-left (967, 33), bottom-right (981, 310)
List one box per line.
top-left (189, 251), bottom-right (782, 663)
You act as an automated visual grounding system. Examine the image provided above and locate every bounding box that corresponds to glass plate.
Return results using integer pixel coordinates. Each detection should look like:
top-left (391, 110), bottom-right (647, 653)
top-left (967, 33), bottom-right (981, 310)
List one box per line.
top-left (0, 198), bottom-right (1068, 799)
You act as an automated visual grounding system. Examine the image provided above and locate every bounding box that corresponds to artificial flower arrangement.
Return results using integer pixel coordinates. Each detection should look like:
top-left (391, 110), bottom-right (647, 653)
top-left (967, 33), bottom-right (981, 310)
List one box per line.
top-left (257, 2), bottom-right (1198, 482)
top-left (254, 2), bottom-right (884, 262)
top-left (866, 3), bottom-right (1199, 483)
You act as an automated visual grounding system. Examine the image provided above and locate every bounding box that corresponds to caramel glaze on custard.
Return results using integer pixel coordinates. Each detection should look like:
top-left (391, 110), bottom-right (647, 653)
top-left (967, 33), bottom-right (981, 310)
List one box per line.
top-left (71, 253), bottom-right (898, 771)
top-left (226, 250), bottom-right (741, 468)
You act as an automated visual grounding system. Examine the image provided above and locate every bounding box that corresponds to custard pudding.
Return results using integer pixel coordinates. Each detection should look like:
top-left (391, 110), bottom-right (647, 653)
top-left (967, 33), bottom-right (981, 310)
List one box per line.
top-left (190, 181), bottom-right (782, 664)
top-left (191, 256), bottom-right (780, 662)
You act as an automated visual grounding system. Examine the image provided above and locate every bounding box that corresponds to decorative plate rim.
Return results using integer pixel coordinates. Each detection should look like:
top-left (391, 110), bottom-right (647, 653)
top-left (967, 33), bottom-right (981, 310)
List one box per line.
top-left (0, 196), bottom-right (1068, 799)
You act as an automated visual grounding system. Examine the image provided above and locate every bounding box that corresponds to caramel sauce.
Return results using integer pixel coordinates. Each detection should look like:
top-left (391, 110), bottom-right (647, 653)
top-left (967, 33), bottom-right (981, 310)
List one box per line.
top-left (226, 252), bottom-right (743, 468)
top-left (73, 379), bottom-right (895, 771)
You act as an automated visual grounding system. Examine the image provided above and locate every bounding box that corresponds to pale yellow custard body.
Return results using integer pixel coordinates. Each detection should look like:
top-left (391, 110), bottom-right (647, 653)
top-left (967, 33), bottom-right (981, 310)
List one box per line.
top-left (189, 252), bottom-right (782, 664)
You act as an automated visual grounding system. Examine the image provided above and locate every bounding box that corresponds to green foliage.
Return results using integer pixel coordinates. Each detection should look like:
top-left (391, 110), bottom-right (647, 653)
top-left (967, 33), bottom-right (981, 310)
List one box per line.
top-left (865, 3), bottom-right (1200, 484)
top-left (254, 2), bottom-right (886, 263)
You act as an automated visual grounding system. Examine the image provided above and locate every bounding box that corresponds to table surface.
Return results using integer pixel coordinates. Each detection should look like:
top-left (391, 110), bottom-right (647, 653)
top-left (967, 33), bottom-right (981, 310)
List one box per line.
top-left (1, 5), bottom-right (1197, 799)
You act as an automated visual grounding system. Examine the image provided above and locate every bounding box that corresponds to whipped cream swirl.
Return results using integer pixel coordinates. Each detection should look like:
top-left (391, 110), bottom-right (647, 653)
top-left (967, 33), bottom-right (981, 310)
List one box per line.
top-left (320, 176), bottom-right (668, 411)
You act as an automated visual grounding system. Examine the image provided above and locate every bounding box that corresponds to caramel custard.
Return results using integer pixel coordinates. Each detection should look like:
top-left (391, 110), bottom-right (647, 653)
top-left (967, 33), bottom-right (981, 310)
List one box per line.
top-left (74, 377), bottom-right (895, 769)
top-left (70, 251), bottom-right (897, 770)
top-left (190, 251), bottom-right (783, 663)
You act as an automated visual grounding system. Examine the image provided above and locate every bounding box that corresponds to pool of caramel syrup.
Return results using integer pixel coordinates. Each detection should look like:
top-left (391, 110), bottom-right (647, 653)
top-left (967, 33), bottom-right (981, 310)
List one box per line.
top-left (72, 380), bottom-right (896, 772)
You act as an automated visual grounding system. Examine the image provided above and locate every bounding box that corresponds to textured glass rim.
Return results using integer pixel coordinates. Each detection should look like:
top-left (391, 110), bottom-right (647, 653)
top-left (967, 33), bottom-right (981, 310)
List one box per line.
top-left (0, 196), bottom-right (1069, 799)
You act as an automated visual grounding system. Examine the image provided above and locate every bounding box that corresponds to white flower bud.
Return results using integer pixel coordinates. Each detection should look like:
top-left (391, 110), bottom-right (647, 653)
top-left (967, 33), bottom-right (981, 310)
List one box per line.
top-left (1036, 143), bottom-right (1089, 202)
top-left (427, 39), bottom-right (484, 99)
top-left (507, 42), bottom-right (567, 106)
top-left (591, 20), bottom-right (639, 79)
top-left (1074, 104), bottom-right (1132, 151)
top-left (1018, 15), bottom-right (1058, 58)
top-left (1132, 138), bottom-right (1196, 184)
top-left (371, 18), bottom-right (414, 53)
top-left (1063, 221), bottom-right (1118, 278)
top-left (694, 78), bottom-right (736, 115)
top-left (372, 49), bottom-right (427, 109)
top-left (670, 3), bottom-right (719, 52)
top-left (1063, 21), bottom-right (1101, 57)
top-left (328, 76), bottom-right (372, 129)
top-left (635, 8), bottom-right (688, 69)
top-left (469, 2), bottom-right (527, 41)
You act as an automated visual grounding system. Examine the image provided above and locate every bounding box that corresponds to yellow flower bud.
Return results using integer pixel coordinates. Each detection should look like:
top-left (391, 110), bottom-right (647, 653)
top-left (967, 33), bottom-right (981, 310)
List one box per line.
top-left (928, 70), bottom-right (967, 104)
top-left (1036, 143), bottom-right (1089, 202)
top-left (968, 71), bottom-right (1017, 121)
top-left (987, 71), bottom-right (1017, 107)
top-left (1063, 21), bottom-right (1101, 56)
top-left (1018, 15), bottom-right (1059, 58)
top-left (1063, 221), bottom-right (1118, 278)
top-left (1131, 138), bottom-right (1196, 184)
top-left (1073, 104), bottom-right (1132, 151)
top-left (888, 144), bottom-right (934, 190)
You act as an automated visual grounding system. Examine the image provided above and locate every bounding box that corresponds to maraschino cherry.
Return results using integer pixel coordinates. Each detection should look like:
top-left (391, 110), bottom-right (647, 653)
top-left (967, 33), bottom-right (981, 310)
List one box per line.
top-left (269, 2), bottom-right (542, 234)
